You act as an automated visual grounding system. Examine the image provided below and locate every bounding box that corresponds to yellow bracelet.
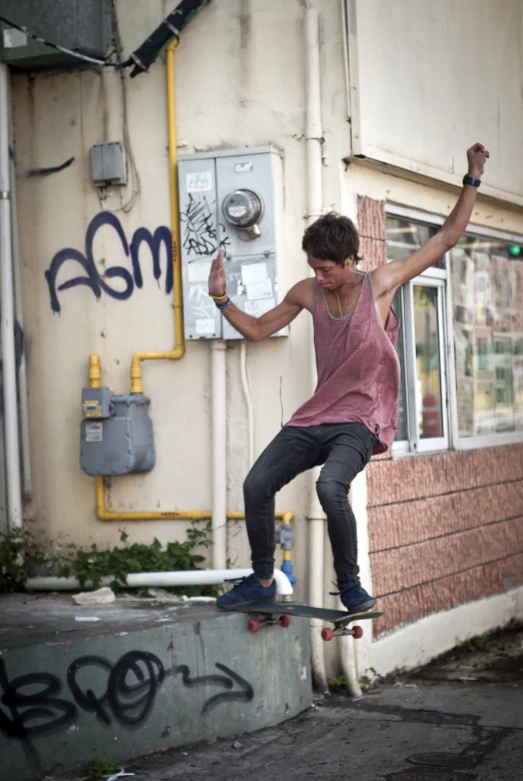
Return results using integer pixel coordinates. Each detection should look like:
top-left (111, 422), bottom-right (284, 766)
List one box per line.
top-left (208, 292), bottom-right (228, 300)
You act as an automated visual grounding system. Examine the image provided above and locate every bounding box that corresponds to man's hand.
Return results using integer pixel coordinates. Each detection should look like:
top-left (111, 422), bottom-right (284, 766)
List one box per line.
top-left (208, 249), bottom-right (227, 297)
top-left (467, 142), bottom-right (489, 179)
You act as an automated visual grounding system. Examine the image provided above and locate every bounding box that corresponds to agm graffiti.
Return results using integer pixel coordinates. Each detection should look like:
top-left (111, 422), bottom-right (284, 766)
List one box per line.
top-left (45, 211), bottom-right (173, 313)
top-left (0, 651), bottom-right (253, 765)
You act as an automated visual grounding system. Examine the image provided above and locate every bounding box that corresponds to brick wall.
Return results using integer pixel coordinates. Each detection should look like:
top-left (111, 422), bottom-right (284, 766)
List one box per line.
top-left (367, 446), bottom-right (523, 635)
top-left (357, 195), bottom-right (523, 636)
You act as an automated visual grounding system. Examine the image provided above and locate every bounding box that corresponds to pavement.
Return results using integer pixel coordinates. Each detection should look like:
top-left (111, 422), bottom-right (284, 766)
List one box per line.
top-left (63, 623), bottom-right (523, 781)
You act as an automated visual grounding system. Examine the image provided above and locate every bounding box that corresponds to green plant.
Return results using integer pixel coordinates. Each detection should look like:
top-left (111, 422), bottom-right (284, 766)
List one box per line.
top-left (0, 523), bottom-right (217, 597)
top-left (359, 666), bottom-right (384, 687)
top-left (0, 529), bottom-right (47, 592)
top-left (328, 675), bottom-right (347, 690)
top-left (457, 634), bottom-right (493, 653)
top-left (87, 758), bottom-right (120, 778)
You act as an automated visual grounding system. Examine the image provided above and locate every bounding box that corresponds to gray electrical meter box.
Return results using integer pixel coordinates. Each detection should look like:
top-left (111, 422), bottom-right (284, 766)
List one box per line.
top-left (178, 145), bottom-right (286, 340)
top-left (80, 389), bottom-right (155, 477)
top-left (90, 143), bottom-right (127, 187)
top-left (0, 0), bottom-right (111, 70)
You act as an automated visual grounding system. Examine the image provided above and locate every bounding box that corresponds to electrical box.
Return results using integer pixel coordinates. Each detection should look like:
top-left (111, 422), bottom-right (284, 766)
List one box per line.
top-left (178, 145), bottom-right (286, 341)
top-left (80, 390), bottom-right (155, 477)
top-left (0, 0), bottom-right (111, 71)
top-left (90, 143), bottom-right (127, 187)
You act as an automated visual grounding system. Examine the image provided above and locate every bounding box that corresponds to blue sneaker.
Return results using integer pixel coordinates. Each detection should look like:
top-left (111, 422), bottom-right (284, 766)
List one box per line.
top-left (336, 576), bottom-right (376, 614)
top-left (217, 573), bottom-right (276, 609)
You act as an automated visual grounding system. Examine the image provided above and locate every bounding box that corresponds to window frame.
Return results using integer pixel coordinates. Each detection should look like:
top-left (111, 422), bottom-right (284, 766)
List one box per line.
top-left (386, 203), bottom-right (523, 455)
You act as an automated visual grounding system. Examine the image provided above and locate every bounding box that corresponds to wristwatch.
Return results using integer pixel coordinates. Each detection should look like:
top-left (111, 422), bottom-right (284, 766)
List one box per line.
top-left (463, 175), bottom-right (481, 187)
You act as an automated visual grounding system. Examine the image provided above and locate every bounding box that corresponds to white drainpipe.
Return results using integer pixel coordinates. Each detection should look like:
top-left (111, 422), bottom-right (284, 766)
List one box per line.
top-left (0, 63), bottom-right (22, 530)
top-left (26, 567), bottom-right (294, 596)
top-left (9, 109), bottom-right (32, 501)
top-left (304, 3), bottom-right (329, 694)
top-left (211, 340), bottom-right (227, 569)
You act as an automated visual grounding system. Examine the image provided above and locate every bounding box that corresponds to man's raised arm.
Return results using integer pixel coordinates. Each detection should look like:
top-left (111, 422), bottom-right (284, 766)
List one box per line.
top-left (373, 143), bottom-right (490, 298)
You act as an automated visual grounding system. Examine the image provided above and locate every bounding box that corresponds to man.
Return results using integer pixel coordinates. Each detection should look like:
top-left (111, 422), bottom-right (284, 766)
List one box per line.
top-left (208, 143), bottom-right (489, 613)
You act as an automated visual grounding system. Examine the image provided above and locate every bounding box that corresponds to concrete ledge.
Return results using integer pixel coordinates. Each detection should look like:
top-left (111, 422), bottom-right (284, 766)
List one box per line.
top-left (0, 594), bottom-right (312, 780)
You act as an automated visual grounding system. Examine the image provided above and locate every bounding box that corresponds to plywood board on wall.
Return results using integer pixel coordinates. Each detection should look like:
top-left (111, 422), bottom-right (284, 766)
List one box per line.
top-left (347, 0), bottom-right (523, 205)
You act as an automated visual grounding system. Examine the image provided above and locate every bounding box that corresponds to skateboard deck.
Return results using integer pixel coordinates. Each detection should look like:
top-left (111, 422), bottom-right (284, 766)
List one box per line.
top-left (225, 601), bottom-right (383, 640)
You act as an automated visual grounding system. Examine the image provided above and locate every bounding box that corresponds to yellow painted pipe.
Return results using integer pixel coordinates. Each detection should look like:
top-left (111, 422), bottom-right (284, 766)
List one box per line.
top-left (95, 477), bottom-right (294, 524)
top-left (95, 473), bottom-right (294, 525)
top-left (90, 356), bottom-right (296, 525)
top-left (129, 39), bottom-right (184, 395)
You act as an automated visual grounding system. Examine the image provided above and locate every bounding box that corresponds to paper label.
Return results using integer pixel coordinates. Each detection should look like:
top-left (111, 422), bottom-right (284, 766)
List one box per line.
top-left (245, 297), bottom-right (276, 317)
top-left (235, 161), bottom-right (253, 173)
top-left (195, 318), bottom-right (216, 336)
top-left (187, 261), bottom-right (211, 283)
top-left (241, 262), bottom-right (269, 287)
top-left (85, 422), bottom-right (103, 442)
top-left (186, 171), bottom-right (213, 193)
top-left (247, 278), bottom-right (273, 300)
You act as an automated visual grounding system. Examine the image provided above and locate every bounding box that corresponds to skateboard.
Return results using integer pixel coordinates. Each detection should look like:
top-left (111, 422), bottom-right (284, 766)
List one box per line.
top-left (226, 601), bottom-right (383, 641)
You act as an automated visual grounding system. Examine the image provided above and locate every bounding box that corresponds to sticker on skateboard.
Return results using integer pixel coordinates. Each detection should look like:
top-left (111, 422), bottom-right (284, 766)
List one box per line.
top-left (224, 601), bottom-right (383, 641)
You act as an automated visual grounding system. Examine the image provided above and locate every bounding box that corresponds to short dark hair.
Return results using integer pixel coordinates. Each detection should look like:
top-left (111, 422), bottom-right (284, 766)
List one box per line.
top-left (302, 212), bottom-right (361, 267)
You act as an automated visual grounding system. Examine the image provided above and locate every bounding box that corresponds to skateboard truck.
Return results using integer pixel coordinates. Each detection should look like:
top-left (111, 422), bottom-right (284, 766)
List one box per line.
top-left (247, 614), bottom-right (291, 633)
top-left (321, 624), bottom-right (364, 642)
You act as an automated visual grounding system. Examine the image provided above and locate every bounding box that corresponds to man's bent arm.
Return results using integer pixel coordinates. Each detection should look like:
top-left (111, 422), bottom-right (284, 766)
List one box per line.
top-left (207, 249), bottom-right (310, 341)
top-left (218, 290), bottom-right (304, 342)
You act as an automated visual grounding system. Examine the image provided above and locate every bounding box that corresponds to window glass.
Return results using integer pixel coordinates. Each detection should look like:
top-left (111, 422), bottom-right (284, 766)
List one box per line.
top-left (386, 217), bottom-right (445, 270)
top-left (413, 285), bottom-right (444, 439)
top-left (392, 288), bottom-right (408, 441)
top-left (450, 237), bottom-right (523, 436)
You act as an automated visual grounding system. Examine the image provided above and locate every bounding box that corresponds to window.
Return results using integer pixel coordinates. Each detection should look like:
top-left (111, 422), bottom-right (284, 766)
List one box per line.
top-left (450, 233), bottom-right (523, 442)
top-left (387, 213), bottom-right (449, 453)
top-left (386, 207), bottom-right (523, 454)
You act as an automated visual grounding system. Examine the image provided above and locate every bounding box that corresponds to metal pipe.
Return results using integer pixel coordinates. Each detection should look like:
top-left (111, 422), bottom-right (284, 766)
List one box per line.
top-left (305, 7), bottom-right (323, 223)
top-left (91, 354), bottom-right (295, 527)
top-left (0, 64), bottom-right (22, 530)
top-left (129, 39), bottom-right (184, 395)
top-left (26, 567), bottom-right (294, 596)
top-left (304, 4), bottom-right (329, 694)
top-left (9, 114), bottom-right (32, 500)
top-left (211, 340), bottom-right (227, 569)
top-left (239, 342), bottom-right (255, 468)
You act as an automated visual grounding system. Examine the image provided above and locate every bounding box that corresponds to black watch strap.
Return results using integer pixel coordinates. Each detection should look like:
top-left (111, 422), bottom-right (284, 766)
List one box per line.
top-left (463, 175), bottom-right (481, 187)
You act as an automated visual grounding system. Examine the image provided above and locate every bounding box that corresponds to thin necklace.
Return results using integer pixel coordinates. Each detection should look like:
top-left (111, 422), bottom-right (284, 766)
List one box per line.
top-left (333, 278), bottom-right (357, 317)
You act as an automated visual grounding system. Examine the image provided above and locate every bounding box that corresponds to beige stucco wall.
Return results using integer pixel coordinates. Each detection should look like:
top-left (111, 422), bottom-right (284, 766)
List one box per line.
top-left (11, 0), bottom-right (523, 626)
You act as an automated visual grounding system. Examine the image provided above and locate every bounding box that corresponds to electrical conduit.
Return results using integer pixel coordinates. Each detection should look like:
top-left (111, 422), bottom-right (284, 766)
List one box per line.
top-left (26, 567), bottom-right (294, 597)
top-left (9, 120), bottom-right (32, 500)
top-left (0, 64), bottom-right (22, 529)
top-left (304, 4), bottom-right (329, 694)
top-left (129, 39), bottom-right (184, 397)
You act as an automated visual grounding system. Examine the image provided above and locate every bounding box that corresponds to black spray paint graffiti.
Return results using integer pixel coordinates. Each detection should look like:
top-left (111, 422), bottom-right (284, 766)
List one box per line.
top-left (44, 211), bottom-right (173, 313)
top-left (180, 193), bottom-right (230, 259)
top-left (0, 652), bottom-right (253, 764)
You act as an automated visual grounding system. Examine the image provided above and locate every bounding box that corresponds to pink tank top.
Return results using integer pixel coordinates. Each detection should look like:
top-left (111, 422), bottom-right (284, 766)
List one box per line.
top-left (287, 272), bottom-right (400, 454)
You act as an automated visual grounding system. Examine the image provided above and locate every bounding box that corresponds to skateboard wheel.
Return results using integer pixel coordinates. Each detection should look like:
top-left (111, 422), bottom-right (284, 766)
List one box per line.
top-left (321, 627), bottom-right (334, 642)
top-left (279, 615), bottom-right (291, 628)
top-left (248, 619), bottom-right (261, 633)
top-left (352, 625), bottom-right (363, 639)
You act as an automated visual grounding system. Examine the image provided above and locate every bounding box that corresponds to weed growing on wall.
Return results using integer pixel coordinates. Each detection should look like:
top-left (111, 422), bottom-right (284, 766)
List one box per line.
top-left (0, 523), bottom-right (217, 596)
